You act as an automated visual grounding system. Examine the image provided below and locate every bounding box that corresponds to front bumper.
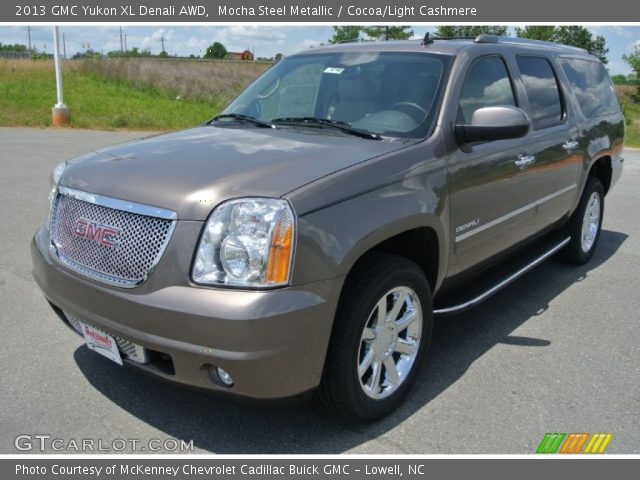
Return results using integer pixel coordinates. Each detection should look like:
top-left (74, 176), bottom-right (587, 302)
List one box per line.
top-left (31, 226), bottom-right (343, 400)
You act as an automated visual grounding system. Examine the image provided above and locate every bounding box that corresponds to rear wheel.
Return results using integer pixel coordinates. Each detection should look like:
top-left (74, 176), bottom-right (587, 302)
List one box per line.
top-left (562, 176), bottom-right (604, 264)
top-left (318, 253), bottom-right (433, 421)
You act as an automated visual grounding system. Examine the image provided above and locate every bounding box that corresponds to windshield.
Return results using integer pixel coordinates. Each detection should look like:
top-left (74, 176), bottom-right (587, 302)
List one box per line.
top-left (219, 51), bottom-right (450, 138)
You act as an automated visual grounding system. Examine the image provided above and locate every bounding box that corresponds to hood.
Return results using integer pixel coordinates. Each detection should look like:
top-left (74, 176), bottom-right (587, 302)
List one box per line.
top-left (61, 126), bottom-right (406, 220)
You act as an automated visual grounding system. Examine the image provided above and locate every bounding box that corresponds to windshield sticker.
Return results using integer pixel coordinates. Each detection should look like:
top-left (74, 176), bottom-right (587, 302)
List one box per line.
top-left (324, 67), bottom-right (345, 74)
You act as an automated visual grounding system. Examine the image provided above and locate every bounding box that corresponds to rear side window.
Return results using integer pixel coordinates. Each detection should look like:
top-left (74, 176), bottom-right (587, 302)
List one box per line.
top-left (458, 56), bottom-right (516, 124)
top-left (559, 58), bottom-right (620, 118)
top-left (516, 56), bottom-right (563, 130)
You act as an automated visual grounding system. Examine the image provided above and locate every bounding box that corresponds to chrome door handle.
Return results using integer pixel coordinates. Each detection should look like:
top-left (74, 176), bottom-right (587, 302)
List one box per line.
top-left (563, 140), bottom-right (579, 150)
top-left (515, 154), bottom-right (536, 167)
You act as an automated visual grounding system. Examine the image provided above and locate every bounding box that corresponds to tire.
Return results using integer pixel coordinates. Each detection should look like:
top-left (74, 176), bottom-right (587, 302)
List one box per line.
top-left (318, 252), bottom-right (433, 422)
top-left (562, 176), bottom-right (604, 265)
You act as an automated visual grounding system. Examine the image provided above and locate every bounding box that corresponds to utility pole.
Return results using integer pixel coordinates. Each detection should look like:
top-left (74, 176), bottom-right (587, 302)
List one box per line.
top-left (51, 26), bottom-right (70, 126)
top-left (124, 34), bottom-right (128, 53)
top-left (27, 26), bottom-right (31, 54)
top-left (62, 32), bottom-right (66, 60)
top-left (119, 26), bottom-right (124, 52)
top-left (160, 36), bottom-right (166, 54)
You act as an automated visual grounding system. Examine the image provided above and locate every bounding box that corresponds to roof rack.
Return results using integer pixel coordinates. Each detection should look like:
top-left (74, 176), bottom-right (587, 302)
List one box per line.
top-left (473, 34), bottom-right (589, 53)
top-left (421, 34), bottom-right (589, 54)
top-left (429, 36), bottom-right (476, 41)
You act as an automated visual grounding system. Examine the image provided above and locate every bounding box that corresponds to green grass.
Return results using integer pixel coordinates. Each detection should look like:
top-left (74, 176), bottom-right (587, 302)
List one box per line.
top-left (617, 85), bottom-right (640, 147)
top-left (0, 59), bottom-right (222, 130)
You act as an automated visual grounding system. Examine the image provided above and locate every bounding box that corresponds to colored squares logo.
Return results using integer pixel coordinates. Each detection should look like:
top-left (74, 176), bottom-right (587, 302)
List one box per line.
top-left (537, 433), bottom-right (612, 454)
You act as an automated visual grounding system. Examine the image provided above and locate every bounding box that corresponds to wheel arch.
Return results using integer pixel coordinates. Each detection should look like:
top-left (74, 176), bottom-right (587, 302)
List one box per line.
top-left (588, 155), bottom-right (612, 195)
top-left (345, 225), bottom-right (441, 294)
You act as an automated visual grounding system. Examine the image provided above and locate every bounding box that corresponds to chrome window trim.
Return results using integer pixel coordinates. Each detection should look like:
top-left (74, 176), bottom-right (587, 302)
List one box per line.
top-left (455, 184), bottom-right (577, 243)
top-left (49, 187), bottom-right (178, 289)
top-left (57, 186), bottom-right (177, 221)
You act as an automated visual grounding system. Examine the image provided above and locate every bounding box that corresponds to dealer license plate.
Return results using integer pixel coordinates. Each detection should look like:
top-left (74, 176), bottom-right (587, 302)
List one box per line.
top-left (81, 323), bottom-right (123, 366)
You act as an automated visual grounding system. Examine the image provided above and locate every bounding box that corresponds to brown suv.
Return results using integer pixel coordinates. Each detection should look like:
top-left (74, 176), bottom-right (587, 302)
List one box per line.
top-left (32, 35), bottom-right (624, 420)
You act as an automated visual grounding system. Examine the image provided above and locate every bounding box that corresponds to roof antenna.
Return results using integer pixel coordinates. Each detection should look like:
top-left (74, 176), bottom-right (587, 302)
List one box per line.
top-left (422, 32), bottom-right (433, 45)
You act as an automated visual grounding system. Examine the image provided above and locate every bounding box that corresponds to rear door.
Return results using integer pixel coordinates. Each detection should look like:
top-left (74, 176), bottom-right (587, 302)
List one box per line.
top-left (512, 55), bottom-right (581, 233)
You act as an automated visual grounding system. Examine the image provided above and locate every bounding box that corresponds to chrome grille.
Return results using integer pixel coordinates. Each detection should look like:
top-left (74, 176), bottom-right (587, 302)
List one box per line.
top-left (49, 187), bottom-right (176, 288)
top-left (65, 311), bottom-right (151, 364)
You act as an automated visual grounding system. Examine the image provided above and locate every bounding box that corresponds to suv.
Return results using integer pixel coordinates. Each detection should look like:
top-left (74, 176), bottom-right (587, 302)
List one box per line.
top-left (32, 35), bottom-right (624, 421)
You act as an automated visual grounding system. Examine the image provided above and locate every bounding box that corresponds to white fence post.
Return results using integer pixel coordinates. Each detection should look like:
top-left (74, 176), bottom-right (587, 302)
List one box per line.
top-left (51, 26), bottom-right (70, 125)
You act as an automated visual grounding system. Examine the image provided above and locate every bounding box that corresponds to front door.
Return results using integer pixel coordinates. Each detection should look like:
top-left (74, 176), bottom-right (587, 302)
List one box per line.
top-left (447, 54), bottom-right (539, 276)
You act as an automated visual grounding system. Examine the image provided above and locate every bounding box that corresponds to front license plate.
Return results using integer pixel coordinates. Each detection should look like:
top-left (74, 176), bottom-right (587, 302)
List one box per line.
top-left (81, 323), bottom-right (123, 366)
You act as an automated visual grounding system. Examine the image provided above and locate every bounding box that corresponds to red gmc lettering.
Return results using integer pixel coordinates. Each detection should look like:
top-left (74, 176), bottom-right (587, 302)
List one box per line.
top-left (74, 219), bottom-right (120, 248)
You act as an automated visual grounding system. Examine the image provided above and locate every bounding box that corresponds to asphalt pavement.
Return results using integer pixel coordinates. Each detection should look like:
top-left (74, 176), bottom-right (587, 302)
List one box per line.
top-left (0, 127), bottom-right (638, 454)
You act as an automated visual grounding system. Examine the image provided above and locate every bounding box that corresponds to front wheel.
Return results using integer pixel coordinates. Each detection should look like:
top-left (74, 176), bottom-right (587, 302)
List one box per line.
top-left (562, 176), bottom-right (604, 264)
top-left (318, 253), bottom-right (433, 421)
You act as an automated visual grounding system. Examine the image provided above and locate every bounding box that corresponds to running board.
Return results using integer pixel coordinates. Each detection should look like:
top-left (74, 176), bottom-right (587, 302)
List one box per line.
top-left (433, 237), bottom-right (571, 316)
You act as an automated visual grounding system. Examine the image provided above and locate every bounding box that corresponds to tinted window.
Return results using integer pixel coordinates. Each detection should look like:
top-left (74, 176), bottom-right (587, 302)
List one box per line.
top-left (560, 58), bottom-right (620, 118)
top-left (517, 57), bottom-right (563, 129)
top-left (459, 56), bottom-right (516, 124)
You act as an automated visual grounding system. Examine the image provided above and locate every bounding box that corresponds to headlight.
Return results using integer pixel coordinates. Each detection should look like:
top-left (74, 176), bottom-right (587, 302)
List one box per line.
top-left (48, 161), bottom-right (67, 214)
top-left (192, 198), bottom-right (295, 287)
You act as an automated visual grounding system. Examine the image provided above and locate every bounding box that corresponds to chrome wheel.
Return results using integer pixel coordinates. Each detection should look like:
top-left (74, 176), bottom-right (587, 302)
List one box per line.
top-left (581, 192), bottom-right (601, 253)
top-left (357, 286), bottom-right (422, 400)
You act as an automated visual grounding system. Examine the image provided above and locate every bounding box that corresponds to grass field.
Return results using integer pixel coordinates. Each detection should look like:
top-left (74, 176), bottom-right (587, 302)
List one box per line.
top-left (617, 84), bottom-right (640, 147)
top-left (0, 58), bottom-right (267, 130)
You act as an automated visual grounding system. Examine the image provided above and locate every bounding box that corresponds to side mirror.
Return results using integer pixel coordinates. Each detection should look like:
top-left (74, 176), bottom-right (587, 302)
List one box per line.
top-left (455, 106), bottom-right (530, 144)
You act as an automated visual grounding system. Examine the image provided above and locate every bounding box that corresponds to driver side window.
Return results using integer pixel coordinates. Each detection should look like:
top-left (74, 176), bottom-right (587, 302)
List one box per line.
top-left (459, 56), bottom-right (516, 124)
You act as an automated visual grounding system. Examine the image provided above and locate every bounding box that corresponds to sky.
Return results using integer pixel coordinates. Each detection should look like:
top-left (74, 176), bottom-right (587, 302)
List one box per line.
top-left (1, 25), bottom-right (639, 74)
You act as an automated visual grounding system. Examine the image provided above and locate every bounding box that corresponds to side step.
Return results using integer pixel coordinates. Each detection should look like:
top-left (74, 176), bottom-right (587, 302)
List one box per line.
top-left (433, 237), bottom-right (570, 316)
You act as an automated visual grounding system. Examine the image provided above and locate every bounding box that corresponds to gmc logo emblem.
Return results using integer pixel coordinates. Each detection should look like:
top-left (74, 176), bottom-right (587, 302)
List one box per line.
top-left (74, 218), bottom-right (121, 248)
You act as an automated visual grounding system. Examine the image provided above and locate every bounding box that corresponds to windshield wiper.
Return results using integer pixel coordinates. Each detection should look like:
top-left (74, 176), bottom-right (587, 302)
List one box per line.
top-left (271, 117), bottom-right (382, 140)
top-left (210, 113), bottom-right (274, 128)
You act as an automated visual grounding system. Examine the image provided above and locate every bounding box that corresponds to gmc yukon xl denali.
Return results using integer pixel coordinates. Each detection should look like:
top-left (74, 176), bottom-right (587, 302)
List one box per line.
top-left (32, 35), bottom-right (624, 420)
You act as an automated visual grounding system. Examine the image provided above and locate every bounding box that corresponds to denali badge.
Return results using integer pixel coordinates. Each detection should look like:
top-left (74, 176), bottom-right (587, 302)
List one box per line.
top-left (455, 218), bottom-right (480, 233)
top-left (74, 218), bottom-right (121, 248)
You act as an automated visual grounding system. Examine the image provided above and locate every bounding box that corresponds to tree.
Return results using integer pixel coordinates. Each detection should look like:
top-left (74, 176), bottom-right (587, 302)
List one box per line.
top-left (329, 26), bottom-right (361, 44)
top-left (274, 53), bottom-right (283, 61)
top-left (204, 41), bottom-right (227, 59)
top-left (515, 26), bottom-right (555, 41)
top-left (623, 45), bottom-right (640, 95)
top-left (71, 49), bottom-right (103, 59)
top-left (554, 26), bottom-right (609, 64)
top-left (363, 26), bottom-right (413, 41)
top-left (514, 26), bottom-right (609, 64)
top-left (610, 74), bottom-right (628, 85)
top-left (434, 26), bottom-right (508, 38)
top-left (0, 43), bottom-right (28, 52)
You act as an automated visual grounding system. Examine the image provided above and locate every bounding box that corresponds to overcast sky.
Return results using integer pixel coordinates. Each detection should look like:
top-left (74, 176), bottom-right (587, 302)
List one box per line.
top-left (1, 25), bottom-right (638, 74)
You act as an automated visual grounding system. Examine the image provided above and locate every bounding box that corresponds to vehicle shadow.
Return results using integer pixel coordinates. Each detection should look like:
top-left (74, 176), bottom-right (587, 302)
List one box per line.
top-left (74, 229), bottom-right (627, 454)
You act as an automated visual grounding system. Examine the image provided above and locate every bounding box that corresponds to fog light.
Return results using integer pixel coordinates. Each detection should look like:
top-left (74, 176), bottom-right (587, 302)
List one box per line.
top-left (216, 367), bottom-right (234, 386)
